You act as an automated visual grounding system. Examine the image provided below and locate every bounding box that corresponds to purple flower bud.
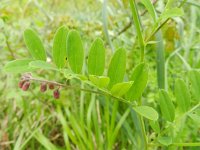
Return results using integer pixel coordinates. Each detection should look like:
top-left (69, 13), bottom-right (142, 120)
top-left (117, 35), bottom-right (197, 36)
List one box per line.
top-left (22, 82), bottom-right (30, 91)
top-left (40, 82), bottom-right (47, 92)
top-left (53, 89), bottom-right (60, 99)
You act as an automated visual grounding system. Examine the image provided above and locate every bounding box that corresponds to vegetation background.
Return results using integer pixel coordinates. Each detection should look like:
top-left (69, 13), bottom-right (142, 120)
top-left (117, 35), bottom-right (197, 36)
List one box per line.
top-left (0, 0), bottom-right (200, 150)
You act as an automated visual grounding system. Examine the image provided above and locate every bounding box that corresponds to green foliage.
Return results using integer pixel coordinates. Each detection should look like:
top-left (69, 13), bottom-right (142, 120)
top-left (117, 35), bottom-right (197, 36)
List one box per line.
top-left (24, 29), bottom-right (46, 61)
top-left (159, 8), bottom-right (184, 21)
top-left (126, 63), bottom-right (148, 101)
top-left (110, 81), bottom-right (133, 97)
top-left (175, 79), bottom-right (191, 112)
top-left (88, 38), bottom-right (105, 76)
top-left (107, 48), bottom-right (126, 88)
top-left (89, 75), bottom-right (110, 88)
top-left (188, 70), bottom-right (200, 101)
top-left (1, 0), bottom-right (200, 149)
top-left (29, 60), bottom-right (57, 71)
top-left (133, 106), bottom-right (158, 121)
top-left (3, 59), bottom-right (34, 73)
top-left (67, 30), bottom-right (84, 73)
top-left (53, 26), bottom-right (69, 69)
top-left (141, 0), bottom-right (157, 21)
top-left (158, 89), bottom-right (175, 122)
top-left (158, 136), bottom-right (172, 146)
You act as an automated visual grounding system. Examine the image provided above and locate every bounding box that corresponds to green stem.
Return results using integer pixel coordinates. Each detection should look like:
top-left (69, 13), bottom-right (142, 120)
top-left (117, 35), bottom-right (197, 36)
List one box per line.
top-left (149, 142), bottom-right (200, 147)
top-left (139, 116), bottom-right (148, 149)
top-left (129, 0), bottom-right (145, 62)
top-left (28, 77), bottom-right (136, 106)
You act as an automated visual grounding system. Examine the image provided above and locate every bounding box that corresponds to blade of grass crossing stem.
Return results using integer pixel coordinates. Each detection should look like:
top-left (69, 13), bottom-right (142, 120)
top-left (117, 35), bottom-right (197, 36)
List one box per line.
top-left (19, 116), bottom-right (53, 150)
top-left (13, 129), bottom-right (25, 150)
top-left (65, 108), bottom-right (92, 149)
top-left (92, 100), bottom-right (103, 149)
top-left (110, 109), bottom-right (130, 148)
top-left (86, 92), bottom-right (96, 148)
top-left (129, 0), bottom-right (145, 62)
top-left (130, 109), bottom-right (147, 150)
top-left (64, 107), bottom-right (86, 149)
top-left (110, 101), bottom-right (119, 134)
top-left (56, 106), bottom-right (72, 150)
top-left (80, 82), bottom-right (85, 133)
top-left (105, 97), bottom-right (111, 149)
top-left (34, 130), bottom-right (58, 150)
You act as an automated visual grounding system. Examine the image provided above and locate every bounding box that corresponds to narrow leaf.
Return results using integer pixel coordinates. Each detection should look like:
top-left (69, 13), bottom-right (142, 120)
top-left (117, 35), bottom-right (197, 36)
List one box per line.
top-left (175, 79), bottom-right (190, 112)
top-left (158, 90), bottom-right (175, 122)
top-left (188, 70), bottom-right (200, 101)
top-left (149, 121), bottom-right (160, 133)
top-left (111, 81), bottom-right (133, 97)
top-left (107, 48), bottom-right (126, 88)
top-left (34, 131), bottom-right (58, 150)
top-left (53, 26), bottom-right (68, 68)
top-left (29, 60), bottom-right (58, 71)
top-left (159, 8), bottom-right (184, 21)
top-left (126, 63), bottom-right (148, 101)
top-left (141, 0), bottom-right (157, 21)
top-left (88, 38), bottom-right (105, 75)
top-left (89, 75), bottom-right (110, 88)
top-left (24, 28), bottom-right (46, 60)
top-left (3, 59), bottom-right (34, 73)
top-left (133, 106), bottom-right (158, 121)
top-left (67, 30), bottom-right (84, 73)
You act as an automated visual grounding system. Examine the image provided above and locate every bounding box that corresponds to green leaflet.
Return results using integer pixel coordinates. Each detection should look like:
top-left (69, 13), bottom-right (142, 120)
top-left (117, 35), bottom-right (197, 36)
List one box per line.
top-left (133, 106), bottom-right (158, 121)
top-left (67, 30), bottom-right (84, 73)
top-left (107, 48), bottom-right (126, 88)
top-left (89, 75), bottom-right (110, 88)
top-left (53, 26), bottom-right (68, 68)
top-left (110, 81), bottom-right (133, 97)
top-left (158, 136), bottom-right (172, 146)
top-left (159, 8), bottom-right (184, 22)
top-left (175, 79), bottom-right (190, 113)
top-left (24, 28), bottom-right (46, 61)
top-left (149, 121), bottom-right (160, 133)
top-left (88, 38), bottom-right (105, 76)
top-left (3, 59), bottom-right (34, 73)
top-left (158, 90), bottom-right (175, 122)
top-left (126, 63), bottom-right (148, 101)
top-left (141, 0), bottom-right (157, 21)
top-left (29, 60), bottom-right (58, 71)
top-left (188, 70), bottom-right (200, 101)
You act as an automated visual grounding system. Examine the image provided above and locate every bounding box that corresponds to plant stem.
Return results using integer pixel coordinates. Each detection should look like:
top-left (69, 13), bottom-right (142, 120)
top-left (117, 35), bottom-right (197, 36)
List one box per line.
top-left (148, 142), bottom-right (200, 147)
top-left (129, 0), bottom-right (145, 62)
top-left (145, 0), bottom-right (188, 43)
top-left (26, 76), bottom-right (136, 106)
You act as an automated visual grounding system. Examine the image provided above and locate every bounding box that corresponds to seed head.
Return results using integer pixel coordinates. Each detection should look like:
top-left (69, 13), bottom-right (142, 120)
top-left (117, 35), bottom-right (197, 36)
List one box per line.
top-left (49, 83), bottom-right (55, 90)
top-left (53, 89), bottom-right (60, 99)
top-left (18, 80), bottom-right (25, 88)
top-left (22, 82), bottom-right (30, 91)
top-left (40, 82), bottom-right (47, 92)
